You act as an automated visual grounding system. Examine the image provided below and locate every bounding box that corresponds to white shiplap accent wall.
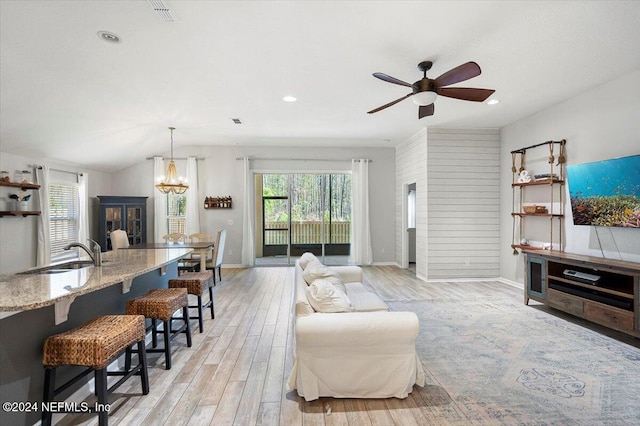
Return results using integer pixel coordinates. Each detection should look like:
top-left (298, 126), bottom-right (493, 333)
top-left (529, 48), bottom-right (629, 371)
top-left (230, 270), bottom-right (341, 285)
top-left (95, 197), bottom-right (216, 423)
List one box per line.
top-left (395, 128), bottom-right (427, 279)
top-left (427, 128), bottom-right (500, 278)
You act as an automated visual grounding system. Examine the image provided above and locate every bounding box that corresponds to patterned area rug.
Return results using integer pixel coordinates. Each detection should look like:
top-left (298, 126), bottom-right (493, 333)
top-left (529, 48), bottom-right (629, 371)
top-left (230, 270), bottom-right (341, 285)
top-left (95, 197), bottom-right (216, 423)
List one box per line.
top-left (389, 292), bottom-right (640, 425)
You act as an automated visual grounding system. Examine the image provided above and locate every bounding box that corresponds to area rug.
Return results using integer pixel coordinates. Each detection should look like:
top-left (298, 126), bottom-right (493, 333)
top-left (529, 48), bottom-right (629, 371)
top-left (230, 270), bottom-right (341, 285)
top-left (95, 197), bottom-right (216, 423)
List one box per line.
top-left (389, 289), bottom-right (640, 425)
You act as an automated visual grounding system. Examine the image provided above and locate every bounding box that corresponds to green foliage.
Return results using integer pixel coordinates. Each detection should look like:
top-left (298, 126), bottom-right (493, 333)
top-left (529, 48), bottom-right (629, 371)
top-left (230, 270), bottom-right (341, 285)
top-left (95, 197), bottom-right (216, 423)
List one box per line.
top-left (262, 173), bottom-right (351, 223)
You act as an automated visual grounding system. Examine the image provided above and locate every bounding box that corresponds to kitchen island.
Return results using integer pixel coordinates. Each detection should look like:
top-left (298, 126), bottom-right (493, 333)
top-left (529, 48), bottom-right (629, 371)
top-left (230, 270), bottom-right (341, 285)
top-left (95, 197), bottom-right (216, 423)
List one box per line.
top-left (0, 247), bottom-right (192, 425)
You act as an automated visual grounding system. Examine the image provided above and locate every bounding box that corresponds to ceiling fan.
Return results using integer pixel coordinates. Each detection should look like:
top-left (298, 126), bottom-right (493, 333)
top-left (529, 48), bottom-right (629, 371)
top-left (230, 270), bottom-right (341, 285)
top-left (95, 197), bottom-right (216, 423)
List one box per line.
top-left (367, 60), bottom-right (495, 119)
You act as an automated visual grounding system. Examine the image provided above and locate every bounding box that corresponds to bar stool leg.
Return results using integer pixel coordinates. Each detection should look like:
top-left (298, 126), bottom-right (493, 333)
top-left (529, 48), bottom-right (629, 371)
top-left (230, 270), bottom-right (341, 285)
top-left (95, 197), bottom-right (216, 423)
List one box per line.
top-left (162, 319), bottom-right (172, 369)
top-left (95, 368), bottom-right (108, 426)
top-left (209, 287), bottom-right (215, 319)
top-left (183, 306), bottom-right (192, 347)
top-left (196, 295), bottom-right (204, 333)
top-left (125, 345), bottom-right (132, 371)
top-left (42, 368), bottom-right (55, 426)
top-left (138, 340), bottom-right (150, 395)
top-left (151, 318), bottom-right (158, 348)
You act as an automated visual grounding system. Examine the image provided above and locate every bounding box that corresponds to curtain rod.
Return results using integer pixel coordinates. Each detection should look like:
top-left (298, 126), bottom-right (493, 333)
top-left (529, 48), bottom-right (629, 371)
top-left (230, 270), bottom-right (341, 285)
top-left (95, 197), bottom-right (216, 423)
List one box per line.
top-left (235, 157), bottom-right (372, 162)
top-left (31, 165), bottom-right (83, 176)
top-left (145, 156), bottom-right (205, 160)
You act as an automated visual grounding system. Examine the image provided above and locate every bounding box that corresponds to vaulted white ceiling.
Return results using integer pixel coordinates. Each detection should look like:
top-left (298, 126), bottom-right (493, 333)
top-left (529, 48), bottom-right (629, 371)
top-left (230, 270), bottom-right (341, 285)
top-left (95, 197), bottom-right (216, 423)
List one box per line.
top-left (2, 1), bottom-right (640, 172)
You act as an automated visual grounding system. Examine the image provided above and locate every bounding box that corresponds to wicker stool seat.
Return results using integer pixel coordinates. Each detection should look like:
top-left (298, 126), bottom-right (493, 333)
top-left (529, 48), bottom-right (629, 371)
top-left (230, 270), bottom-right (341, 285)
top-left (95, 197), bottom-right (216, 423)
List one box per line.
top-left (42, 315), bottom-right (149, 426)
top-left (126, 288), bottom-right (192, 369)
top-left (169, 271), bottom-right (215, 333)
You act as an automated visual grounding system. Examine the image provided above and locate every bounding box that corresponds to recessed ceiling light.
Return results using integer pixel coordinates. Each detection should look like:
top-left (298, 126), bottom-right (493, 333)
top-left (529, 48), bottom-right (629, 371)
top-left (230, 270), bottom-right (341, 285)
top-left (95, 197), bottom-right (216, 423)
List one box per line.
top-left (283, 96), bottom-right (297, 102)
top-left (97, 31), bottom-right (121, 43)
top-left (487, 99), bottom-right (500, 105)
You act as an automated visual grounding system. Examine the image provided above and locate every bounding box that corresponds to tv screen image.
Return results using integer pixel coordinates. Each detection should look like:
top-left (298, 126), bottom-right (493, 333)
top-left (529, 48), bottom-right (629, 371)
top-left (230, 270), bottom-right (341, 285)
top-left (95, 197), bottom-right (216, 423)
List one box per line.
top-left (566, 154), bottom-right (640, 228)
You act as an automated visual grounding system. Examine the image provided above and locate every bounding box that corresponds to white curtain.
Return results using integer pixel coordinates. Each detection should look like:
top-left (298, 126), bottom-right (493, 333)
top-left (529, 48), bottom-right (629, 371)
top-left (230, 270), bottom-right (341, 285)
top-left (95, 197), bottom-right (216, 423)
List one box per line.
top-left (35, 166), bottom-right (51, 266)
top-left (153, 156), bottom-right (168, 242)
top-left (349, 159), bottom-right (373, 265)
top-left (185, 157), bottom-right (200, 235)
top-left (78, 173), bottom-right (90, 246)
top-left (241, 157), bottom-right (255, 266)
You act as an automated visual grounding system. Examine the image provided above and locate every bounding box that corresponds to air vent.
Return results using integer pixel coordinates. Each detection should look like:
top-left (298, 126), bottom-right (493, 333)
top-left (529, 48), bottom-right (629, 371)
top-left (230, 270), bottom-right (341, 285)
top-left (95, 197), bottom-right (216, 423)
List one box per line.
top-left (231, 118), bottom-right (243, 125)
top-left (148, 0), bottom-right (179, 22)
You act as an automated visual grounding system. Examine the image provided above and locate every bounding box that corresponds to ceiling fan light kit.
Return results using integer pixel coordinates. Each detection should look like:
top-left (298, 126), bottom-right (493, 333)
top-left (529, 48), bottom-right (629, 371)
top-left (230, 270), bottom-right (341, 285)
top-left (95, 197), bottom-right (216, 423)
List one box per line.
top-left (155, 127), bottom-right (189, 195)
top-left (368, 59), bottom-right (495, 119)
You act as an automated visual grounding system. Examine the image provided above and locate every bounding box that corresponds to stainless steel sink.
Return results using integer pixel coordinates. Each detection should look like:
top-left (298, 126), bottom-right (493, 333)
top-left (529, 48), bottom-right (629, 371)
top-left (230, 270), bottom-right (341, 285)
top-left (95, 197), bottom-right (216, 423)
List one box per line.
top-left (18, 260), bottom-right (94, 275)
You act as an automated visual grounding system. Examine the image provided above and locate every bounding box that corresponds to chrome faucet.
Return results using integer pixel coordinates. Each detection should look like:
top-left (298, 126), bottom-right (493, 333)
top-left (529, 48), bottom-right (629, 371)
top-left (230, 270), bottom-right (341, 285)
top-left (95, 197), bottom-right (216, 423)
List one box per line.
top-left (64, 239), bottom-right (102, 266)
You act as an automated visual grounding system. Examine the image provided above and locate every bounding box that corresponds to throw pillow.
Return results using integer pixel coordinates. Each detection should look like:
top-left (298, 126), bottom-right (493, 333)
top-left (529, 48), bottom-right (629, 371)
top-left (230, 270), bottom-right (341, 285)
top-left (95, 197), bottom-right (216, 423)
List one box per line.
top-left (306, 279), bottom-right (353, 313)
top-left (302, 260), bottom-right (344, 287)
top-left (298, 252), bottom-right (318, 270)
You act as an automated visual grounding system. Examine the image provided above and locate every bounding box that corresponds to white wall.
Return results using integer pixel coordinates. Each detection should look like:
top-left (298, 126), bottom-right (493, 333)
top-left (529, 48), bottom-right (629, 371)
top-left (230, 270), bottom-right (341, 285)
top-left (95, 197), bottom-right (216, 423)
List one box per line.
top-left (395, 129), bottom-right (428, 278)
top-left (427, 128), bottom-right (500, 278)
top-left (112, 145), bottom-right (396, 266)
top-left (0, 152), bottom-right (111, 274)
top-left (500, 69), bottom-right (640, 283)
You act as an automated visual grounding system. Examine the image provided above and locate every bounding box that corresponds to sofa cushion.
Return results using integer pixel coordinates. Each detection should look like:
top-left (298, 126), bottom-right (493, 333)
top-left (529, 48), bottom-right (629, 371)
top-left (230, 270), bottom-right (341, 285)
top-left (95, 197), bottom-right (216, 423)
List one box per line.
top-left (302, 260), bottom-right (344, 287)
top-left (347, 292), bottom-right (389, 312)
top-left (306, 280), bottom-right (353, 313)
top-left (299, 252), bottom-right (318, 270)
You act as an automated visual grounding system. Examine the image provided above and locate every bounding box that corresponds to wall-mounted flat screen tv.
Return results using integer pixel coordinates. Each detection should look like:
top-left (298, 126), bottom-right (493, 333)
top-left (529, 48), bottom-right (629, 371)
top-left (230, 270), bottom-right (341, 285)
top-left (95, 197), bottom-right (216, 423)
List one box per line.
top-left (566, 154), bottom-right (640, 228)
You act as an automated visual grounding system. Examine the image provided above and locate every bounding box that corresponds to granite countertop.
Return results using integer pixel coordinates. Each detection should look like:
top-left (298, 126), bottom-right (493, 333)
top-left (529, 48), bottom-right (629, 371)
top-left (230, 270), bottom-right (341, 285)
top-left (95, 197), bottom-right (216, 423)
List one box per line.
top-left (0, 248), bottom-right (192, 313)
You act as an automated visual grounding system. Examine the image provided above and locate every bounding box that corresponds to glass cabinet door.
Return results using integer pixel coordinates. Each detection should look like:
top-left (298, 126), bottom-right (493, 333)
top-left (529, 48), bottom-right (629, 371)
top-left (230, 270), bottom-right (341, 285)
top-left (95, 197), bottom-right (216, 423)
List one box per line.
top-left (127, 206), bottom-right (143, 245)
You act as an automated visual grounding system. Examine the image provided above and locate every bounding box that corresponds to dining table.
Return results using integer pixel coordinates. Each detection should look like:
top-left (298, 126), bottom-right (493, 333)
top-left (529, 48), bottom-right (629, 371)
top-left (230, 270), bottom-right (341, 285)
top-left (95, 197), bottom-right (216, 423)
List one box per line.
top-left (124, 241), bottom-right (214, 272)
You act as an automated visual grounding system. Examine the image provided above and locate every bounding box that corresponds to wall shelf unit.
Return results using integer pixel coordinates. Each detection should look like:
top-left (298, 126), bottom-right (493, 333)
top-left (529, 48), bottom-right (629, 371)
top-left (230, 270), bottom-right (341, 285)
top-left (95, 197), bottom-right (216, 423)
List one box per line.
top-left (510, 140), bottom-right (566, 252)
top-left (0, 180), bottom-right (41, 218)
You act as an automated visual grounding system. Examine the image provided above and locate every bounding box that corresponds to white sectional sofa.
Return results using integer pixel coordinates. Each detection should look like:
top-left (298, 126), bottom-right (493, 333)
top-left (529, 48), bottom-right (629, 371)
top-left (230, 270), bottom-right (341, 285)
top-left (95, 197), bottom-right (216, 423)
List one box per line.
top-left (286, 254), bottom-right (425, 401)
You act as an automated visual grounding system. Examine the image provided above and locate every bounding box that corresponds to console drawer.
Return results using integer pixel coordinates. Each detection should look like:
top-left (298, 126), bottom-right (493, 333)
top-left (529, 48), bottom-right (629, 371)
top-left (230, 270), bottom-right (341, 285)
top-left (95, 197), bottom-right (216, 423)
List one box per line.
top-left (546, 288), bottom-right (584, 316)
top-left (584, 301), bottom-right (634, 332)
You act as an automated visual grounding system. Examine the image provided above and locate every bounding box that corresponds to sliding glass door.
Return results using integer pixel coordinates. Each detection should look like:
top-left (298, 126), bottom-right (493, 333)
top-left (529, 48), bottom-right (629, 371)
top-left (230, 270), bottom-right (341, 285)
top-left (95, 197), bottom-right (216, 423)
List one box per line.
top-left (255, 173), bottom-right (351, 266)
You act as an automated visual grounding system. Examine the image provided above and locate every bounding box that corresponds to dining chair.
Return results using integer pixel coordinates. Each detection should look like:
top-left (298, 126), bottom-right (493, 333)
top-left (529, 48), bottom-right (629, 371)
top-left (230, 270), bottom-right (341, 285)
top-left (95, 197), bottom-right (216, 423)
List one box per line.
top-left (206, 229), bottom-right (226, 284)
top-left (180, 233), bottom-right (214, 273)
top-left (110, 229), bottom-right (130, 250)
top-left (162, 233), bottom-right (188, 243)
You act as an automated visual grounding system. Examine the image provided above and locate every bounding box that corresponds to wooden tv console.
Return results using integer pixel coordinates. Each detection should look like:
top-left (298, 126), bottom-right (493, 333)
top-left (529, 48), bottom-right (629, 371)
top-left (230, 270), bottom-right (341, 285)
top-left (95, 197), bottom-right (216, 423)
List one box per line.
top-left (523, 250), bottom-right (640, 338)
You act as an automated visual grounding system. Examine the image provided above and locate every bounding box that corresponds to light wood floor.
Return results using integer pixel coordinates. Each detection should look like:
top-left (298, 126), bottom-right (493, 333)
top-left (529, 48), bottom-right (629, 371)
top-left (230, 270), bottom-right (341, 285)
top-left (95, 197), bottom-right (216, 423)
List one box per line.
top-left (54, 266), bottom-right (513, 426)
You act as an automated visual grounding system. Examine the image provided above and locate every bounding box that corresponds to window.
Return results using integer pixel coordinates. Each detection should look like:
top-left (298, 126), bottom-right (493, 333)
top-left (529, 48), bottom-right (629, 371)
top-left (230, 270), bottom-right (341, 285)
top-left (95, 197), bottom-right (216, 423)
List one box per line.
top-left (408, 189), bottom-right (416, 228)
top-left (167, 194), bottom-right (186, 234)
top-left (49, 182), bottom-right (79, 259)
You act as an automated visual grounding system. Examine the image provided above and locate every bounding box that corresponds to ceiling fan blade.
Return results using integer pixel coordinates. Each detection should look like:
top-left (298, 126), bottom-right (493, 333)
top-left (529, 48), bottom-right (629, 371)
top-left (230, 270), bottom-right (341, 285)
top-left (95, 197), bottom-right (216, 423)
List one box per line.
top-left (367, 93), bottom-right (413, 114)
top-left (437, 87), bottom-right (495, 102)
top-left (434, 62), bottom-right (481, 87)
top-left (373, 72), bottom-right (413, 87)
top-left (418, 104), bottom-right (434, 119)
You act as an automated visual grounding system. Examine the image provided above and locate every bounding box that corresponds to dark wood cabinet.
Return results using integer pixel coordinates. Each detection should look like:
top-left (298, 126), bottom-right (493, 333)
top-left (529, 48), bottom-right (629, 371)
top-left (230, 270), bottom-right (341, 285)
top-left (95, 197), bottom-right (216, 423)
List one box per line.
top-left (98, 196), bottom-right (148, 251)
top-left (524, 249), bottom-right (640, 337)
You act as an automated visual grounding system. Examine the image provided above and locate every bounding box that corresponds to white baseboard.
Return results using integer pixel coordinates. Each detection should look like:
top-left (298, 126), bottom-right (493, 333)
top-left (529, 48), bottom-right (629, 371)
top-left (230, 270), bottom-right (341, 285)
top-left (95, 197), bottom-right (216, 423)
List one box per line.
top-left (497, 277), bottom-right (524, 289)
top-left (371, 261), bottom-right (399, 266)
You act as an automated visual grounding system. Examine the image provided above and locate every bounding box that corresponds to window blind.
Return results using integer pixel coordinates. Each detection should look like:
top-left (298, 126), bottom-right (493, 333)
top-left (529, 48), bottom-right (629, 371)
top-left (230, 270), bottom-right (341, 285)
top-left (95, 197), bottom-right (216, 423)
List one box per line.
top-left (49, 183), bottom-right (78, 258)
top-left (167, 194), bottom-right (186, 234)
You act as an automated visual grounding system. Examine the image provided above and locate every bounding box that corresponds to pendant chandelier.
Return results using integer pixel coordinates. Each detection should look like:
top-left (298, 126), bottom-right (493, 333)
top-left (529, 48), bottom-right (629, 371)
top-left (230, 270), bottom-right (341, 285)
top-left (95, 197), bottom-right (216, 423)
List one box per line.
top-left (155, 127), bottom-right (189, 194)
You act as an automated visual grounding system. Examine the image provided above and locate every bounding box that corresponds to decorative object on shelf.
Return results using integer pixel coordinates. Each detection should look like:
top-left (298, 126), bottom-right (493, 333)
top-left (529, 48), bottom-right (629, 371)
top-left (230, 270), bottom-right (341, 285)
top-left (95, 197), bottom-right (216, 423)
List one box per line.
top-left (155, 127), bottom-right (189, 195)
top-left (204, 196), bottom-right (232, 209)
top-left (517, 170), bottom-right (532, 183)
top-left (0, 171), bottom-right (9, 182)
top-left (510, 139), bottom-right (566, 253)
top-left (21, 170), bottom-right (32, 184)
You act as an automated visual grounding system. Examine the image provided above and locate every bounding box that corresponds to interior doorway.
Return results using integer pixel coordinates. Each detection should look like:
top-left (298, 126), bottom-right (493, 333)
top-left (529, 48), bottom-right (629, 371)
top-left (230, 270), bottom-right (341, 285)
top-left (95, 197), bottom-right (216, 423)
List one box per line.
top-left (407, 183), bottom-right (417, 273)
top-left (254, 173), bottom-right (352, 266)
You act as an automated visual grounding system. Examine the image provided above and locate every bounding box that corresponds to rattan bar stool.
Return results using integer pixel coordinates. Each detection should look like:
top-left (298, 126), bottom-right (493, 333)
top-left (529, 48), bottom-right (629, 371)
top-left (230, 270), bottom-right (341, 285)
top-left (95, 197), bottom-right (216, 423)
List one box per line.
top-left (42, 315), bottom-right (149, 426)
top-left (168, 270), bottom-right (215, 333)
top-left (125, 288), bottom-right (192, 370)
